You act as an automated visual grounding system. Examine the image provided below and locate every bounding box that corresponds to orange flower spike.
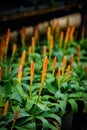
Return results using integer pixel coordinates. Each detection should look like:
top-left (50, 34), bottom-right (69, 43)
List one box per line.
top-left (64, 27), bottom-right (70, 49)
top-left (18, 65), bottom-right (23, 83)
top-left (34, 26), bottom-right (39, 44)
top-left (47, 26), bottom-right (51, 46)
top-left (20, 50), bottom-right (26, 66)
top-left (55, 23), bottom-right (60, 39)
top-left (52, 56), bottom-right (57, 77)
top-left (84, 65), bottom-right (87, 79)
top-left (28, 46), bottom-right (32, 55)
top-left (66, 65), bottom-right (70, 83)
top-left (81, 25), bottom-right (85, 40)
top-left (21, 26), bottom-right (26, 38)
top-left (21, 26), bottom-right (26, 47)
top-left (59, 31), bottom-right (64, 48)
top-left (58, 68), bottom-right (61, 90)
top-left (41, 56), bottom-right (48, 85)
top-left (4, 100), bottom-right (9, 116)
top-left (11, 110), bottom-right (19, 130)
top-left (62, 56), bottom-right (67, 76)
top-left (70, 54), bottom-right (74, 70)
top-left (51, 18), bottom-right (55, 35)
top-left (70, 25), bottom-right (76, 42)
top-left (31, 37), bottom-right (35, 53)
top-left (0, 66), bottom-right (2, 82)
top-left (30, 61), bottom-right (34, 96)
top-left (39, 56), bottom-right (48, 98)
top-left (77, 45), bottom-right (80, 67)
top-left (49, 35), bottom-right (54, 59)
top-left (6, 28), bottom-right (10, 47)
top-left (43, 45), bottom-right (47, 58)
top-left (13, 110), bottom-right (19, 123)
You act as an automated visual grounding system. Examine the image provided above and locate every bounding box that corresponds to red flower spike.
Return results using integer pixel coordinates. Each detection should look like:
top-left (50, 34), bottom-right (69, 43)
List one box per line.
top-left (0, 66), bottom-right (2, 82)
top-left (81, 25), bottom-right (85, 40)
top-left (4, 100), bottom-right (9, 116)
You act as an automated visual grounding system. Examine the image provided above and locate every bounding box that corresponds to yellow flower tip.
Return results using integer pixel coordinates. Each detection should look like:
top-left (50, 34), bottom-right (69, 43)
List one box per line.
top-left (0, 66), bottom-right (2, 81)
top-left (43, 45), bottom-right (47, 58)
top-left (18, 65), bottom-right (23, 83)
top-left (4, 100), bottom-right (9, 115)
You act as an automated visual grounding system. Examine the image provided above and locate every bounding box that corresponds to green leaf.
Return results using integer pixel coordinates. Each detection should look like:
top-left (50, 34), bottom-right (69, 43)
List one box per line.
top-left (49, 123), bottom-right (59, 130)
top-left (15, 83), bottom-right (27, 99)
top-left (9, 93), bottom-right (22, 103)
top-left (55, 91), bottom-right (68, 100)
top-left (10, 68), bottom-right (18, 78)
top-left (45, 80), bottom-right (57, 94)
top-left (59, 100), bottom-right (67, 115)
top-left (22, 76), bottom-right (30, 81)
top-left (25, 98), bottom-right (35, 111)
top-left (0, 127), bottom-right (7, 130)
top-left (37, 102), bottom-right (50, 111)
top-left (22, 120), bottom-right (36, 130)
top-left (36, 116), bottom-right (50, 130)
top-left (43, 113), bottom-right (61, 125)
top-left (11, 105), bottom-right (20, 113)
top-left (68, 92), bottom-right (87, 100)
top-left (68, 99), bottom-right (78, 113)
top-left (84, 101), bottom-right (87, 112)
